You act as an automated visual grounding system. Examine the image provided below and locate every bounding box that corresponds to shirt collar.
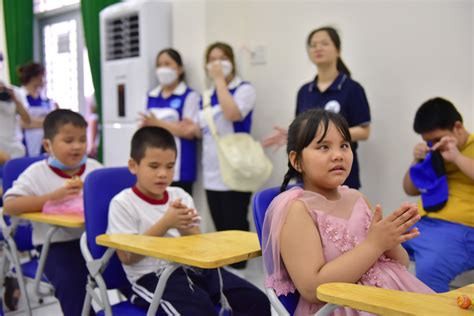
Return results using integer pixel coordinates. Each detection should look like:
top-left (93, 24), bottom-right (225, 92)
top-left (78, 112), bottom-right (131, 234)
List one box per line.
top-left (48, 163), bottom-right (86, 179)
top-left (308, 73), bottom-right (348, 93)
top-left (149, 81), bottom-right (187, 98)
top-left (132, 185), bottom-right (169, 205)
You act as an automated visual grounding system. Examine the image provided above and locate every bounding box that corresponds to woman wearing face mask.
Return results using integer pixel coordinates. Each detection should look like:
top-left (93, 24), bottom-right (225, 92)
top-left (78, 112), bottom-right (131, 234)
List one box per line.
top-left (141, 48), bottom-right (200, 195)
top-left (16, 62), bottom-right (57, 157)
top-left (198, 42), bottom-right (257, 269)
top-left (263, 26), bottom-right (371, 189)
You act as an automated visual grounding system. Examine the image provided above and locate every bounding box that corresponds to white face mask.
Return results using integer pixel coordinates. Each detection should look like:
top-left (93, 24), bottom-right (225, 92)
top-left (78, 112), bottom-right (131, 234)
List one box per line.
top-left (207, 60), bottom-right (233, 78)
top-left (155, 67), bottom-right (178, 86)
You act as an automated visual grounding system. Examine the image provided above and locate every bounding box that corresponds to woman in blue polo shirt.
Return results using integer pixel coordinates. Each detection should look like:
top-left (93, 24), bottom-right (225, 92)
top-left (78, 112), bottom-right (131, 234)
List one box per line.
top-left (140, 48), bottom-right (199, 195)
top-left (198, 42), bottom-right (256, 269)
top-left (17, 62), bottom-right (56, 157)
top-left (264, 26), bottom-right (371, 189)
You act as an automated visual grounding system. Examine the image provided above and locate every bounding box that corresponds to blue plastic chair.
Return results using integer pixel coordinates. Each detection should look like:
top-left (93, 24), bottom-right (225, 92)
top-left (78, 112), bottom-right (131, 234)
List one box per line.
top-left (252, 186), bottom-right (300, 315)
top-left (0, 156), bottom-right (52, 315)
top-left (80, 167), bottom-right (145, 316)
top-left (252, 186), bottom-right (339, 316)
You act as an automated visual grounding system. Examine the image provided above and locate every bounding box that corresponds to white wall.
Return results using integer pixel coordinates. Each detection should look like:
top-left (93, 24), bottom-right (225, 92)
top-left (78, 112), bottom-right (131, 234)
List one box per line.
top-left (174, 0), bottom-right (473, 220)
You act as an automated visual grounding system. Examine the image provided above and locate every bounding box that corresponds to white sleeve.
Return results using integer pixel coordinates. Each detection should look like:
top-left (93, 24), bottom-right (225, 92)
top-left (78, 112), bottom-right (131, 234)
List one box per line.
top-left (3, 167), bottom-right (40, 200)
top-left (107, 198), bottom-right (139, 235)
top-left (233, 83), bottom-right (256, 119)
top-left (182, 91), bottom-right (201, 123)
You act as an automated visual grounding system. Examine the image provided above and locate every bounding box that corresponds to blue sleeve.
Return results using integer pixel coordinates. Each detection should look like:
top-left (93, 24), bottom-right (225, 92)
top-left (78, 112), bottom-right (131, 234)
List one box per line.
top-left (347, 82), bottom-right (371, 126)
top-left (295, 84), bottom-right (305, 116)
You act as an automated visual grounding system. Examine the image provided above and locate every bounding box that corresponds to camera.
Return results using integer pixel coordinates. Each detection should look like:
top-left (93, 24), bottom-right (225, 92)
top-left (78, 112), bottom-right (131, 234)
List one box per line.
top-left (0, 88), bottom-right (11, 102)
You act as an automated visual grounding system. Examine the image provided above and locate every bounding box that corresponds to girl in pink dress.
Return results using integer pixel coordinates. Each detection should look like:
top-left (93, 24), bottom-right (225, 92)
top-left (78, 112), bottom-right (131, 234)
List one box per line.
top-left (262, 109), bottom-right (434, 315)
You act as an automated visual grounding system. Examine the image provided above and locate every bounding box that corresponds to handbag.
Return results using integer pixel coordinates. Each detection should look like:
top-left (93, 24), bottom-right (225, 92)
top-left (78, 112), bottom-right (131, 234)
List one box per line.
top-left (202, 90), bottom-right (272, 192)
top-left (42, 193), bottom-right (84, 216)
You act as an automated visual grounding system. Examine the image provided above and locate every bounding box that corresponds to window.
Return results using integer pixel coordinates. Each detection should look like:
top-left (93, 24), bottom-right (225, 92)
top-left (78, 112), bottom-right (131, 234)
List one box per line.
top-left (37, 4), bottom-right (94, 115)
top-left (34, 0), bottom-right (80, 14)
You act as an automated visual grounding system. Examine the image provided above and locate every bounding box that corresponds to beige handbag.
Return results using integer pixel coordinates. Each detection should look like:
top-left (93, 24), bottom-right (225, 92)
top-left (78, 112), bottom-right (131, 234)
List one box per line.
top-left (202, 90), bottom-right (273, 192)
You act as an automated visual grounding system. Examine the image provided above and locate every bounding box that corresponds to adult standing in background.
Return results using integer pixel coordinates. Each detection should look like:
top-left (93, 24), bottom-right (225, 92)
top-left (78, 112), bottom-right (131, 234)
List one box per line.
top-left (17, 62), bottom-right (56, 157)
top-left (0, 82), bottom-right (31, 164)
top-left (140, 48), bottom-right (200, 196)
top-left (198, 42), bottom-right (257, 269)
top-left (263, 26), bottom-right (371, 189)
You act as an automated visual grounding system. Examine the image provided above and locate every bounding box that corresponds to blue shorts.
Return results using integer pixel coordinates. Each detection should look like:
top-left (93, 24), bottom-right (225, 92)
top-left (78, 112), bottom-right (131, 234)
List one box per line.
top-left (403, 217), bottom-right (474, 292)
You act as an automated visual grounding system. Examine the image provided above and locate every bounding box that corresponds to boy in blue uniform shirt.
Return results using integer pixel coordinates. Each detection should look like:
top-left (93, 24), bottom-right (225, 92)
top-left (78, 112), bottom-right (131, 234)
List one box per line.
top-left (107, 126), bottom-right (270, 315)
top-left (4, 109), bottom-right (102, 315)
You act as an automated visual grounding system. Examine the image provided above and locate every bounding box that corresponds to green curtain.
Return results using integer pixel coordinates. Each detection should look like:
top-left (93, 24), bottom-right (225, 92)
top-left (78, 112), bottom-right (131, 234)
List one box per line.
top-left (3, 0), bottom-right (33, 86)
top-left (81, 0), bottom-right (119, 162)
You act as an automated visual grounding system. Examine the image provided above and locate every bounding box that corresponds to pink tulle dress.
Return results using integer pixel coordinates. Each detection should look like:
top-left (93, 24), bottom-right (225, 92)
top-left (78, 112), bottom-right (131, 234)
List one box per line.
top-left (262, 186), bottom-right (434, 315)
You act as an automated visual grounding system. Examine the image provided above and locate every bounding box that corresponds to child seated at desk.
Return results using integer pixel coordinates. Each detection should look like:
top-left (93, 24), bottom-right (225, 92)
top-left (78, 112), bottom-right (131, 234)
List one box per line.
top-left (263, 109), bottom-right (434, 315)
top-left (4, 109), bottom-right (102, 316)
top-left (107, 126), bottom-right (271, 315)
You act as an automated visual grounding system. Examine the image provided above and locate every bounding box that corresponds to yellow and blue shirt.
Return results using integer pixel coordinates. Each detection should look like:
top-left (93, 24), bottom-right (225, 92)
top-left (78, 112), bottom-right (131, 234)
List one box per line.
top-left (419, 133), bottom-right (474, 227)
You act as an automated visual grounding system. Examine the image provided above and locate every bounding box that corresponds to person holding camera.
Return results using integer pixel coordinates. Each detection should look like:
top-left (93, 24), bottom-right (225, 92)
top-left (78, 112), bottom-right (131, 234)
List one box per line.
top-left (402, 97), bottom-right (474, 293)
top-left (0, 82), bottom-right (31, 165)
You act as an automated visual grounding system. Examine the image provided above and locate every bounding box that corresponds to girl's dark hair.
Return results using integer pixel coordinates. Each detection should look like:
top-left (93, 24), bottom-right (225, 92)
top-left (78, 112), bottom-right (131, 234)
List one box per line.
top-left (156, 48), bottom-right (185, 82)
top-left (205, 42), bottom-right (236, 77)
top-left (307, 26), bottom-right (351, 77)
top-left (281, 109), bottom-right (352, 192)
top-left (17, 62), bottom-right (45, 85)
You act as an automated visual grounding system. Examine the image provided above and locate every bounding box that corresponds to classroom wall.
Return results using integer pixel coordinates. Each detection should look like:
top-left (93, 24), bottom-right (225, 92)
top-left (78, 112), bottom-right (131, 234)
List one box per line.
top-left (173, 0), bottom-right (473, 226)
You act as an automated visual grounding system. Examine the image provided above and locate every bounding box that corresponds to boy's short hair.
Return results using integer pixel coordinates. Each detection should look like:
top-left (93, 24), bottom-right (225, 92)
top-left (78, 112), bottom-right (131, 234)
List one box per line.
top-left (44, 109), bottom-right (88, 140)
top-left (131, 126), bottom-right (177, 163)
top-left (414, 97), bottom-right (463, 134)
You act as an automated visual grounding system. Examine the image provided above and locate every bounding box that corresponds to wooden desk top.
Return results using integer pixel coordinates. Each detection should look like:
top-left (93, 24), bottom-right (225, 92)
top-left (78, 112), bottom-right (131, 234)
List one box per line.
top-left (317, 283), bottom-right (474, 315)
top-left (17, 212), bottom-right (84, 228)
top-left (96, 230), bottom-right (262, 269)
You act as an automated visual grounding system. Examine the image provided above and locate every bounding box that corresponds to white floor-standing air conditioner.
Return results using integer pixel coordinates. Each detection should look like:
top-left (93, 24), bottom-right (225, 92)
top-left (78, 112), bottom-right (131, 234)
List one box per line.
top-left (100, 0), bottom-right (171, 166)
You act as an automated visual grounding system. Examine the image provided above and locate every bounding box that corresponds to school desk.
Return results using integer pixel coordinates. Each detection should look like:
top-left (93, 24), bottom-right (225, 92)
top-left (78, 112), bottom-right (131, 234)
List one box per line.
top-left (96, 230), bottom-right (262, 316)
top-left (14, 212), bottom-right (84, 302)
top-left (317, 282), bottom-right (474, 315)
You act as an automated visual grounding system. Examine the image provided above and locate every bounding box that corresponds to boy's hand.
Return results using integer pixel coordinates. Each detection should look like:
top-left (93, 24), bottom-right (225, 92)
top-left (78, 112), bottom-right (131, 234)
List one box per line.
top-left (413, 142), bottom-right (430, 162)
top-left (49, 180), bottom-right (82, 201)
top-left (431, 136), bottom-right (460, 163)
top-left (163, 198), bottom-right (199, 231)
top-left (366, 203), bottom-right (420, 253)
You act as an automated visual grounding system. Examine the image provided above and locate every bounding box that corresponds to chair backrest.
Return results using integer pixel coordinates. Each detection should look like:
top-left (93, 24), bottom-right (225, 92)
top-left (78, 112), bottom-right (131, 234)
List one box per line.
top-left (83, 167), bottom-right (136, 290)
top-left (252, 186), bottom-right (299, 315)
top-left (2, 156), bottom-right (46, 251)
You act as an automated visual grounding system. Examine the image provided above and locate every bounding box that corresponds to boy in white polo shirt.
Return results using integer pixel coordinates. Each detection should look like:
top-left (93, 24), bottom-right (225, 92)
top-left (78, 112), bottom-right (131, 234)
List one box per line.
top-left (107, 126), bottom-right (270, 315)
top-left (4, 109), bottom-right (102, 315)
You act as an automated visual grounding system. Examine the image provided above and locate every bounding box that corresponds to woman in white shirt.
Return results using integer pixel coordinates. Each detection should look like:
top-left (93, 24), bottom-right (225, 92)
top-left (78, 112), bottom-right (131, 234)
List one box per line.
top-left (17, 62), bottom-right (56, 157)
top-left (198, 42), bottom-right (257, 269)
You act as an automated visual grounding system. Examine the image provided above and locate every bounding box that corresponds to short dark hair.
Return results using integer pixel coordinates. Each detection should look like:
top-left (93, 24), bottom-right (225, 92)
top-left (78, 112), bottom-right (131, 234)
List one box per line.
top-left (281, 108), bottom-right (352, 192)
top-left (130, 126), bottom-right (176, 163)
top-left (414, 97), bottom-right (463, 134)
top-left (43, 109), bottom-right (87, 140)
top-left (17, 62), bottom-right (45, 85)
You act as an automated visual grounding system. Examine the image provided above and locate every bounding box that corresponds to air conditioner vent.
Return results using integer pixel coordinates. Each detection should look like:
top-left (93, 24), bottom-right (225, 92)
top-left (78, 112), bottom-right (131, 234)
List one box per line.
top-left (105, 13), bottom-right (140, 61)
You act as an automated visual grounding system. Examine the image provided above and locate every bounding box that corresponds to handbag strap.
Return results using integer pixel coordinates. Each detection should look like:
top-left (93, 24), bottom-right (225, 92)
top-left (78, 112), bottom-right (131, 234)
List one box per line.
top-left (202, 90), bottom-right (220, 141)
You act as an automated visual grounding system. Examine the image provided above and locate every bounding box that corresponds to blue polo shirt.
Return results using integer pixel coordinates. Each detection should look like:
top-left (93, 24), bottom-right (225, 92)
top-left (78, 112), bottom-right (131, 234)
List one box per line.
top-left (296, 73), bottom-right (371, 189)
